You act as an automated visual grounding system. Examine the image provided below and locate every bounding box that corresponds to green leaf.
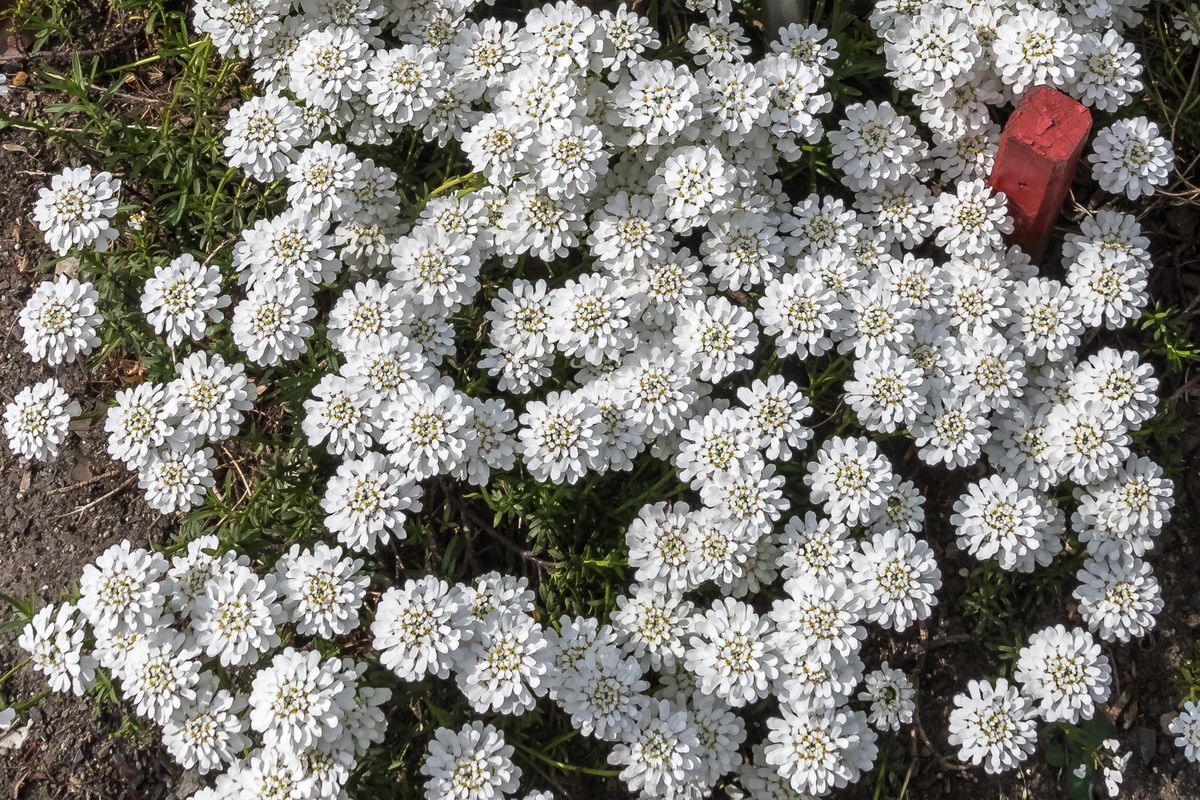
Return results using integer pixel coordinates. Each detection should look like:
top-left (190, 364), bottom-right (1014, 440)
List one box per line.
top-left (1045, 738), bottom-right (1069, 769)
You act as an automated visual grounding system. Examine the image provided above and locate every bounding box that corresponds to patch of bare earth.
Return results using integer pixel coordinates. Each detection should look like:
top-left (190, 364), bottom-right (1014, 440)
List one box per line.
top-left (0, 116), bottom-right (177, 799)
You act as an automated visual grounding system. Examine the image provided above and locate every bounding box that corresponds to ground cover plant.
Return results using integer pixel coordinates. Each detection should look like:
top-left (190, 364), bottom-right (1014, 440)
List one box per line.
top-left (1, 0), bottom-right (1200, 799)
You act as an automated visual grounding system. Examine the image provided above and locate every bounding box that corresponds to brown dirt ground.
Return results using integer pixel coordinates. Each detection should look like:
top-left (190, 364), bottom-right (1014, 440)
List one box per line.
top-left (0, 23), bottom-right (1199, 800)
top-left (0, 125), bottom-right (179, 798)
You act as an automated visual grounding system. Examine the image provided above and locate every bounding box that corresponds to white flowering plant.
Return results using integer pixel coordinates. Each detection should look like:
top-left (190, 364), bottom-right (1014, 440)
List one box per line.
top-left (1, 1), bottom-right (1199, 799)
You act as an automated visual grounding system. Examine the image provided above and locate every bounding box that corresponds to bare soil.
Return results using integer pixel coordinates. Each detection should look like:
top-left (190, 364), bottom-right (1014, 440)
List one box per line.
top-left (0, 124), bottom-right (179, 798)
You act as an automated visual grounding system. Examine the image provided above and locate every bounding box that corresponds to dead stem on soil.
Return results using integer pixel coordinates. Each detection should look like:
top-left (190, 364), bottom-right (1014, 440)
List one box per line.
top-left (50, 475), bottom-right (135, 519)
top-left (44, 469), bottom-right (123, 495)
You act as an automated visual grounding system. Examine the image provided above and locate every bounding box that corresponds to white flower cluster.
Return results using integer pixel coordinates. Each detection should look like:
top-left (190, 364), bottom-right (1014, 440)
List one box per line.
top-left (8, 0), bottom-right (1186, 795)
top-left (1176, 6), bottom-right (1200, 47)
top-left (1172, 701), bottom-right (1200, 764)
top-left (19, 537), bottom-right (386, 798)
top-left (32, 166), bottom-right (121, 256)
top-left (9, 275), bottom-right (255, 510)
top-left (94, 352), bottom-right (256, 514)
top-left (3, 377), bottom-right (79, 462)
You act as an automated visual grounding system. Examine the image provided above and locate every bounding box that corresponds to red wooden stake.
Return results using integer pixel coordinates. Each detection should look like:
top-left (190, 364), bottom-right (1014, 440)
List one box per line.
top-left (987, 85), bottom-right (1092, 263)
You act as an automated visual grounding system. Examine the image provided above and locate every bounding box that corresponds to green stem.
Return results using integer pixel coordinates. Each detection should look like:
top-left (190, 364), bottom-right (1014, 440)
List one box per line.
top-left (115, 39), bottom-right (206, 73)
top-left (542, 729), bottom-right (579, 750)
top-left (0, 659), bottom-right (28, 688)
top-left (872, 756), bottom-right (888, 800)
top-left (612, 469), bottom-right (679, 515)
top-left (515, 743), bottom-right (620, 777)
top-left (14, 690), bottom-right (48, 713)
top-left (209, 169), bottom-right (235, 210)
top-left (582, 556), bottom-right (626, 569)
top-left (427, 171), bottom-right (481, 199)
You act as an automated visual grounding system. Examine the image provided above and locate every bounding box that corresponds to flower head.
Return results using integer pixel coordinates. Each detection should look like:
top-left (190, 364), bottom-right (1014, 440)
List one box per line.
top-left (454, 609), bottom-right (549, 715)
top-left (104, 382), bottom-right (185, 469)
top-left (78, 540), bottom-right (168, 636)
top-left (137, 444), bottom-right (216, 514)
top-left (1088, 117), bottom-right (1173, 199)
top-left (859, 663), bottom-right (916, 732)
top-left (33, 166), bottom-right (120, 254)
top-left (191, 563), bottom-right (285, 667)
top-left (223, 92), bottom-right (308, 181)
top-left (277, 541), bottom-right (368, 638)
top-left (4, 378), bottom-right (79, 461)
top-left (685, 597), bottom-right (779, 707)
top-left (851, 530), bottom-right (941, 631)
top-left (19, 276), bottom-right (102, 365)
top-left (421, 722), bottom-right (521, 800)
top-left (1169, 701), bottom-right (1200, 764)
top-left (948, 678), bottom-right (1038, 773)
top-left (993, 9), bottom-right (1080, 94)
top-left (18, 603), bottom-right (97, 696)
top-left (1015, 625), bottom-right (1112, 723)
top-left (373, 575), bottom-right (470, 681)
top-left (763, 700), bottom-right (878, 796)
top-left (608, 699), bottom-right (701, 799)
top-left (168, 351), bottom-right (256, 441)
top-left (248, 647), bottom-right (357, 751)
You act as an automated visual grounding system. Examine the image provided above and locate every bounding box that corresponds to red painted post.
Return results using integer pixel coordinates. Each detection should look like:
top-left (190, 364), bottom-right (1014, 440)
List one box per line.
top-left (987, 85), bottom-right (1092, 263)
